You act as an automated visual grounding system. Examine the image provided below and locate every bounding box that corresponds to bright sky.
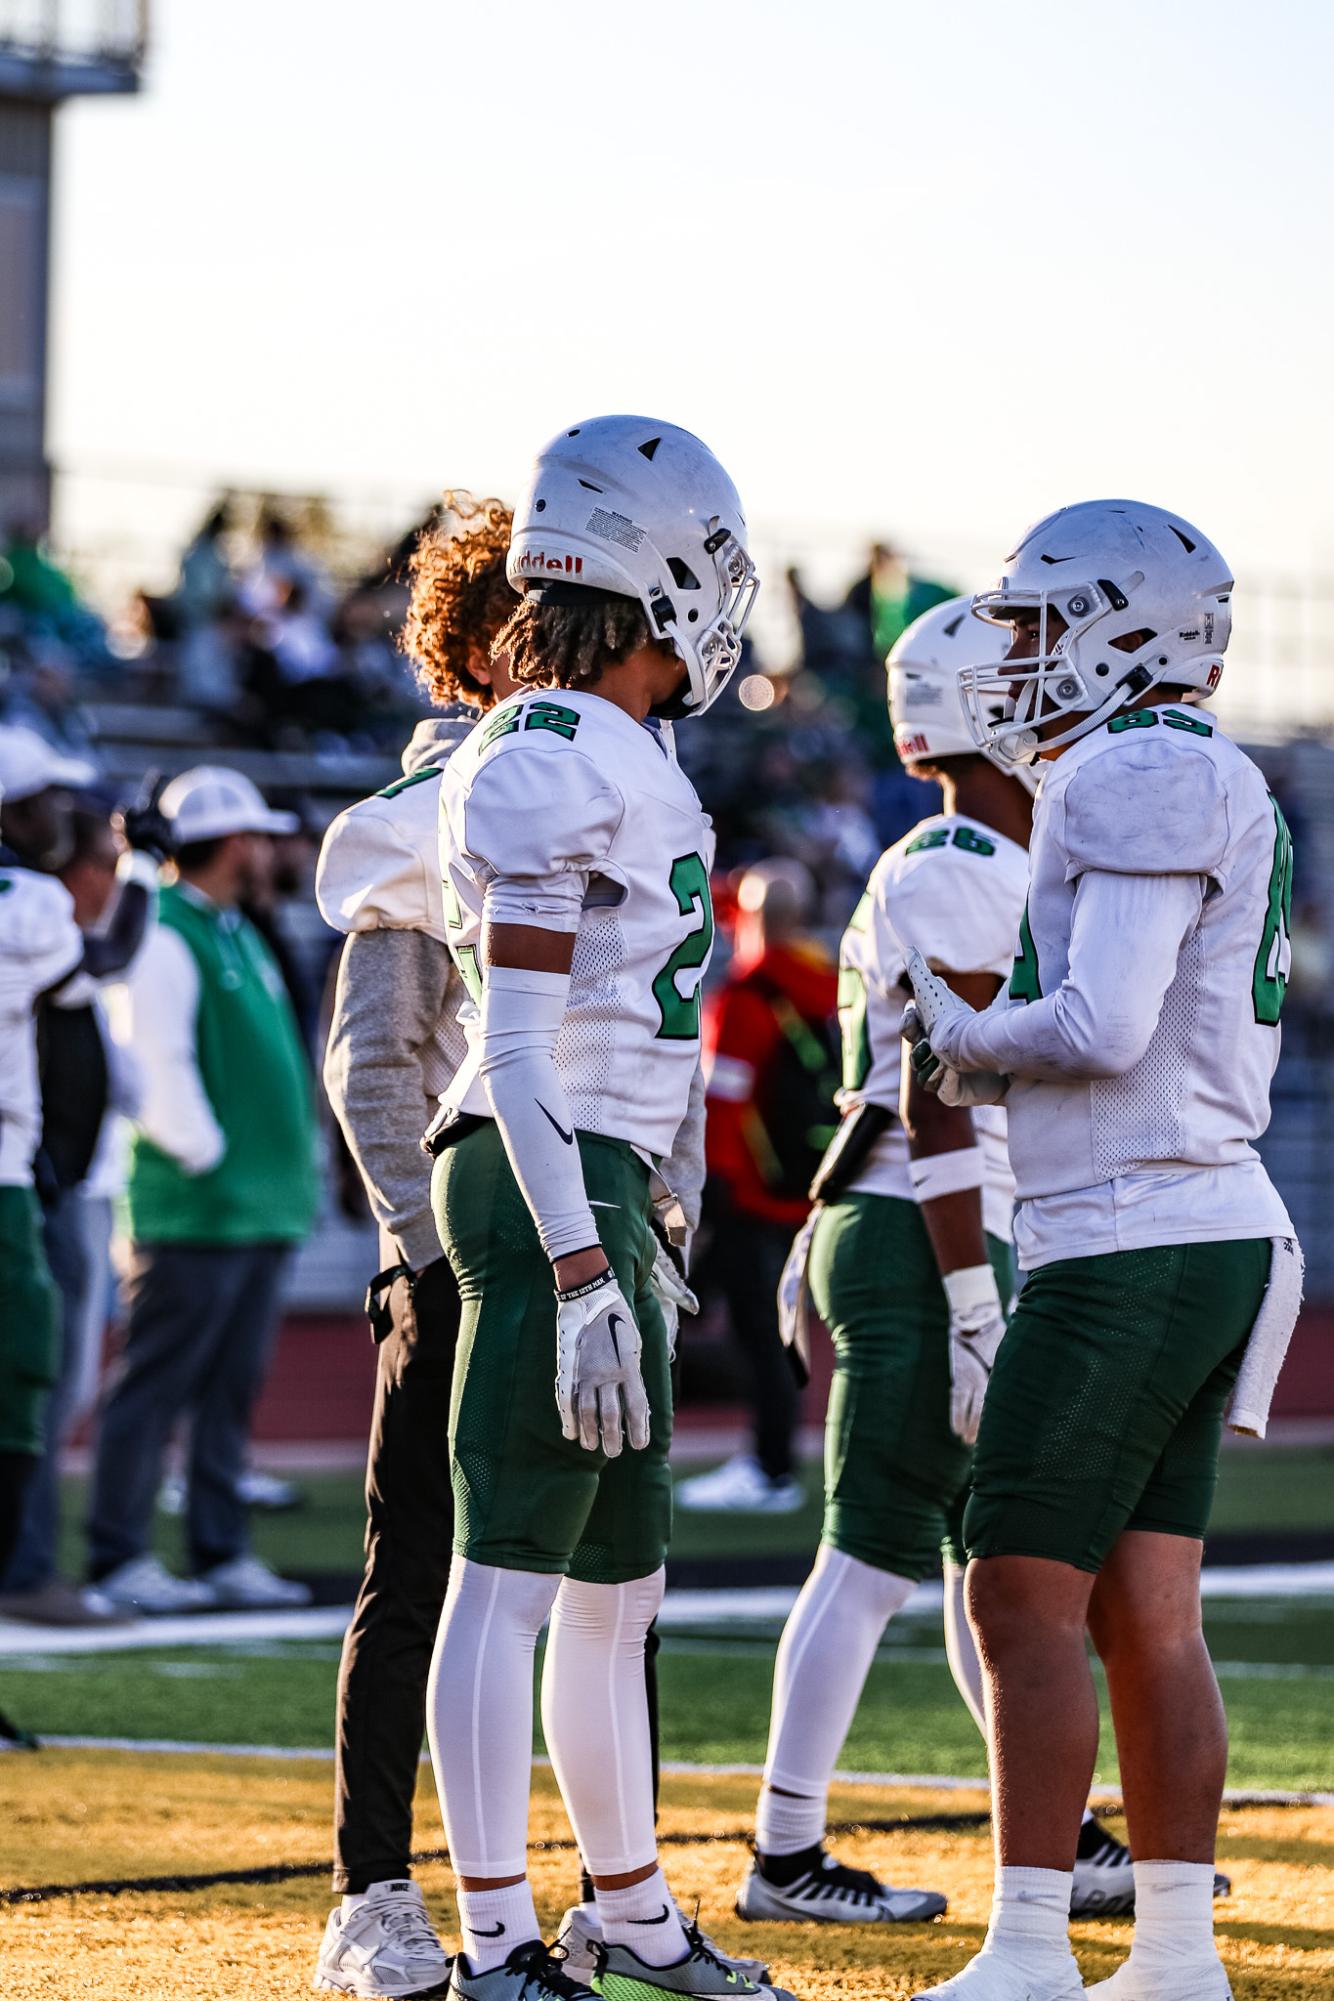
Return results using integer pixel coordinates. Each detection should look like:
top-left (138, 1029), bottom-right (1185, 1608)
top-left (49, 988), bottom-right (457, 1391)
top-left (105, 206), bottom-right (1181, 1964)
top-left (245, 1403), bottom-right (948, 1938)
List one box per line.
top-left (48, 0), bottom-right (1334, 603)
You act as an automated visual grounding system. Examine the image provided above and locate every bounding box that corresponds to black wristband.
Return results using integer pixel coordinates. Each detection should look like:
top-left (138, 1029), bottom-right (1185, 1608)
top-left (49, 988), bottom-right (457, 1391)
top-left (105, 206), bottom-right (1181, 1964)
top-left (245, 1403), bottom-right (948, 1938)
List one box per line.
top-left (556, 1264), bottom-right (615, 1305)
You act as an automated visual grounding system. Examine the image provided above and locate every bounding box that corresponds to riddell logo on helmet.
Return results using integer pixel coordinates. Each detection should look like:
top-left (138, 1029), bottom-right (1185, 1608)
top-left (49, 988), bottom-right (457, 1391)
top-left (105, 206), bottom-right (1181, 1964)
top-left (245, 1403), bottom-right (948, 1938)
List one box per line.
top-left (898, 732), bottom-right (931, 758)
top-left (514, 551), bottom-right (583, 576)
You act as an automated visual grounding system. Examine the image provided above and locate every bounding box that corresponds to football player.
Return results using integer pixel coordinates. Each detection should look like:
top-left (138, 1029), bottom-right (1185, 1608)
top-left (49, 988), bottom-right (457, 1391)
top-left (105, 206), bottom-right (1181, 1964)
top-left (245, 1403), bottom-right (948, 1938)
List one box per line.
top-left (314, 495), bottom-right (517, 1998)
top-left (737, 599), bottom-right (1032, 1928)
top-left (423, 419), bottom-right (783, 2001)
top-left (904, 502), bottom-right (1300, 2001)
top-left (0, 728), bottom-right (166, 1725)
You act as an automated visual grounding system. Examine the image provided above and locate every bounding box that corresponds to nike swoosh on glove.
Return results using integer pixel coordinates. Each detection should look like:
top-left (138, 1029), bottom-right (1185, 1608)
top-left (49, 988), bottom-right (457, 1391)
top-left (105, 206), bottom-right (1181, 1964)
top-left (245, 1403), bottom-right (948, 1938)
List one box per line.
top-left (649, 1234), bottom-right (698, 1365)
top-left (555, 1269), bottom-right (651, 1457)
top-left (942, 1263), bottom-right (1007, 1445)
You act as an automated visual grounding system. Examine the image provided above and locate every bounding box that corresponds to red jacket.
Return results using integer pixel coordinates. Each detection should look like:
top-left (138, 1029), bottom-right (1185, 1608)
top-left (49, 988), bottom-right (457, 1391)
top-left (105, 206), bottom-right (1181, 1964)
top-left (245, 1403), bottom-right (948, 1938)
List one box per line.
top-left (702, 939), bottom-right (838, 1227)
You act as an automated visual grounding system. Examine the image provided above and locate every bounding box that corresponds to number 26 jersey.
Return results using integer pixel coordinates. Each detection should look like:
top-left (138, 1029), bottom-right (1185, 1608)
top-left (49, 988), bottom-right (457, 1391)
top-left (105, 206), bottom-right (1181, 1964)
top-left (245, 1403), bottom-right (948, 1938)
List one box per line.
top-left (437, 686), bottom-right (715, 1160)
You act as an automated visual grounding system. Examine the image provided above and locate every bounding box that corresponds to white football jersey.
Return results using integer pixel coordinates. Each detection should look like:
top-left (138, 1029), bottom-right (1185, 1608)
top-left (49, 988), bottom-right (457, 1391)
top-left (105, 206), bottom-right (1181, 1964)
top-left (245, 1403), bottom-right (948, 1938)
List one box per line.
top-left (991, 710), bottom-right (1294, 1267)
top-left (439, 687), bottom-right (715, 1159)
top-left (0, 861), bottom-right (82, 1185)
top-left (316, 718), bottom-right (473, 1092)
top-left (837, 812), bottom-right (1028, 1242)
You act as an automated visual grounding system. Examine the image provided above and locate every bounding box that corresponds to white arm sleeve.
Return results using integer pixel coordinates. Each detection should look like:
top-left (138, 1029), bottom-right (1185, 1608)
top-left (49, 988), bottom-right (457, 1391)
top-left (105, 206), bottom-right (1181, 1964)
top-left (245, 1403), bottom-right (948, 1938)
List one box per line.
top-left (950, 869), bottom-right (1204, 1081)
top-left (107, 927), bottom-right (227, 1174)
top-left (478, 962), bottom-right (599, 1263)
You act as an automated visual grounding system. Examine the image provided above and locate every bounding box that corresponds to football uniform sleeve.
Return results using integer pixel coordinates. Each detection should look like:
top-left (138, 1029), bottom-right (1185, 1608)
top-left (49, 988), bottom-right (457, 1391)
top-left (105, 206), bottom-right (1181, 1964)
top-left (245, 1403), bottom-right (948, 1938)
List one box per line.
top-left (883, 841), bottom-right (1019, 979)
top-left (6, 874), bottom-right (83, 1001)
top-left (108, 926), bottom-right (227, 1174)
top-left (463, 744), bottom-right (625, 932)
top-left (323, 926), bottom-right (453, 1270)
top-left (947, 867), bottom-right (1204, 1081)
top-left (317, 797), bottom-right (445, 942)
top-left (1060, 737), bottom-right (1230, 881)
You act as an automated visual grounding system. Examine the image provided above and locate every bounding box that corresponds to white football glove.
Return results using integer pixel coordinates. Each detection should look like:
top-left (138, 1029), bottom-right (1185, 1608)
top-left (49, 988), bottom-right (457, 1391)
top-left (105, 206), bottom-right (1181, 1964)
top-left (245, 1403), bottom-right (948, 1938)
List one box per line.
top-left (649, 1234), bottom-right (699, 1364)
top-left (901, 947), bottom-right (1009, 1106)
top-left (555, 1269), bottom-right (651, 1457)
top-left (902, 999), bottom-right (1010, 1108)
top-left (942, 1263), bottom-right (1007, 1445)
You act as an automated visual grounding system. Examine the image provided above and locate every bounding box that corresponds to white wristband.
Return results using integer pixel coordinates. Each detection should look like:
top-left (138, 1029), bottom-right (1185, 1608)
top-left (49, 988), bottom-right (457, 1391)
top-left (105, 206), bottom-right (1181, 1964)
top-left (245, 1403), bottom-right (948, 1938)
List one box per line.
top-left (908, 1145), bottom-right (985, 1204)
top-left (942, 1263), bottom-right (1003, 1321)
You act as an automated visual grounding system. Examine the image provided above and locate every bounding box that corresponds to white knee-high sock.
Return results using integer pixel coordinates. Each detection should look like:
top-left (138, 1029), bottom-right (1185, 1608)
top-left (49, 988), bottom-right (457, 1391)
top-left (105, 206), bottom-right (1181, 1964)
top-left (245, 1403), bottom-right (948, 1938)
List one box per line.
top-left (756, 1544), bottom-right (915, 1856)
top-left (943, 1558), bottom-right (988, 1739)
top-left (427, 1557), bottom-right (560, 1966)
top-left (540, 1568), bottom-right (687, 1966)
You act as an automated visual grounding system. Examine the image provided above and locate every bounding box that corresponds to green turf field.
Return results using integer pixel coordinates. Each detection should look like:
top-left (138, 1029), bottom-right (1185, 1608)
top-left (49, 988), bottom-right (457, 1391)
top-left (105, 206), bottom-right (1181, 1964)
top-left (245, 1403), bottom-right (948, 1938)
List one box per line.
top-left (52, 1441), bottom-right (1334, 1584)
top-left (6, 1596), bottom-right (1332, 1790)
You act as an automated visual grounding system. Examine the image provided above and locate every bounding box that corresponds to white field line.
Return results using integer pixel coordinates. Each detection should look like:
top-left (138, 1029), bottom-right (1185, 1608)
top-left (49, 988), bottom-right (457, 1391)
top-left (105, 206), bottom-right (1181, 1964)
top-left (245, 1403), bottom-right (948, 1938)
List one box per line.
top-left (5, 1561), bottom-right (1334, 1657)
top-left (31, 1737), bottom-right (1334, 1812)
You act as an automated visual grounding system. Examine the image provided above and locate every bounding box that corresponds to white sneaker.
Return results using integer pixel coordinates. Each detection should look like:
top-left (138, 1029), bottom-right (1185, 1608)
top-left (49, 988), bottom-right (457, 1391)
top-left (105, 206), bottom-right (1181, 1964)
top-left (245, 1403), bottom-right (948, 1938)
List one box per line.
top-left (314, 1879), bottom-right (452, 1997)
top-left (96, 1555), bottom-right (217, 1615)
top-left (199, 1553), bottom-right (312, 1609)
top-left (558, 1902), bottom-right (770, 1985)
top-left (238, 1468), bottom-right (303, 1510)
top-left (1083, 1959), bottom-right (1233, 1999)
top-left (737, 1850), bottom-right (946, 1924)
top-left (675, 1456), bottom-right (804, 1515)
top-left (911, 1949), bottom-right (1083, 1999)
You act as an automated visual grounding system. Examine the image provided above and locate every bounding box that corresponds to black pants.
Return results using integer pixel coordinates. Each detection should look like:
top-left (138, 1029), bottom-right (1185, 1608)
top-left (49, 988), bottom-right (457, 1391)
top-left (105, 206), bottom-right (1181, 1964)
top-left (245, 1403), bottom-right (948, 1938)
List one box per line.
top-left (88, 1241), bottom-right (290, 1579)
top-left (332, 1256), bottom-right (661, 1893)
top-left (698, 1197), bottom-right (800, 1481)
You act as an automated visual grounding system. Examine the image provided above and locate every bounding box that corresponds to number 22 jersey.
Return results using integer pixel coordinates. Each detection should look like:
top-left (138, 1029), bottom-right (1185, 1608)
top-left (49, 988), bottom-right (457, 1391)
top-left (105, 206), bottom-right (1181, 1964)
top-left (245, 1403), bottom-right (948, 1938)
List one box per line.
top-left (437, 686), bottom-right (715, 1160)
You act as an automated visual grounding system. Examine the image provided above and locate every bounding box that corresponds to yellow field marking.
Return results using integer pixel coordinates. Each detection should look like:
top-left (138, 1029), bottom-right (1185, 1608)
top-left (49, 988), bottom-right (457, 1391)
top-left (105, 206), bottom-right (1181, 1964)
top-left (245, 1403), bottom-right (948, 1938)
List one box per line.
top-left (0, 1755), bottom-right (1329, 2000)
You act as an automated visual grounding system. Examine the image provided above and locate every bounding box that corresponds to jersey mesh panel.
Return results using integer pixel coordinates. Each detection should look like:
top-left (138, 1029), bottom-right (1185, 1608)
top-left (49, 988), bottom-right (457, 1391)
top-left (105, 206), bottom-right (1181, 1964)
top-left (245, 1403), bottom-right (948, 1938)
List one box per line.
top-left (558, 910), bottom-right (623, 1134)
top-left (1091, 929), bottom-right (1204, 1181)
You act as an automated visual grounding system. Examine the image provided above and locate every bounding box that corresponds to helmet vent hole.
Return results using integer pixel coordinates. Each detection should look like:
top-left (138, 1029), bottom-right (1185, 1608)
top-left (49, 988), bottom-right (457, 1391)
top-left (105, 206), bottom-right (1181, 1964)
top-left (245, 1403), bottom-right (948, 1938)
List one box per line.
top-left (535, 499), bottom-right (546, 512)
top-left (666, 557), bottom-right (701, 591)
top-left (1095, 663), bottom-right (1109, 677)
top-left (567, 428), bottom-right (580, 437)
top-left (1169, 526), bottom-right (1197, 553)
top-left (638, 436), bottom-right (662, 461)
top-left (577, 479), bottom-right (604, 493)
top-left (687, 609), bottom-right (699, 623)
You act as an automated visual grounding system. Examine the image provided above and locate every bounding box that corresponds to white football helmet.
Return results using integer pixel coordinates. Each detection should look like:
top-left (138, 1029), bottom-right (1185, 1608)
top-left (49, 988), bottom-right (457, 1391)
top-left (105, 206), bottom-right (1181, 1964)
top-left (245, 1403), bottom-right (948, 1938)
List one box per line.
top-left (959, 499), bottom-right (1232, 765)
top-left (507, 416), bottom-right (758, 717)
top-left (888, 596), bottom-right (1039, 795)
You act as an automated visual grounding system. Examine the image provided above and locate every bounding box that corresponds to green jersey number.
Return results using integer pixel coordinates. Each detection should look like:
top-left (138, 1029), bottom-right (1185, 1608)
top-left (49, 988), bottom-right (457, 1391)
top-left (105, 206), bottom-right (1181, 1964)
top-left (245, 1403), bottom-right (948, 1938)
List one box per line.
top-left (905, 824), bottom-right (996, 858)
top-left (1107, 707), bottom-right (1214, 738)
top-left (441, 873), bottom-right (483, 1004)
top-left (375, 764), bottom-right (441, 802)
top-left (480, 699), bottom-right (581, 751)
top-left (652, 852), bottom-right (714, 1040)
top-left (1252, 795), bottom-right (1293, 1027)
top-left (1008, 898), bottom-right (1042, 1004)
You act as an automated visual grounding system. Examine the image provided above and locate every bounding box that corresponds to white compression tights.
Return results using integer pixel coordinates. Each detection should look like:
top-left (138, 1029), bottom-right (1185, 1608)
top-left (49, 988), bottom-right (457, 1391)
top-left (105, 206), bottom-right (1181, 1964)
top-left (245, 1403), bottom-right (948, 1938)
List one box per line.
top-left (756, 1544), bottom-right (915, 1854)
top-left (942, 1557), bottom-right (987, 1736)
top-left (428, 1557), bottom-right (561, 1879)
top-left (541, 1567), bottom-right (665, 1876)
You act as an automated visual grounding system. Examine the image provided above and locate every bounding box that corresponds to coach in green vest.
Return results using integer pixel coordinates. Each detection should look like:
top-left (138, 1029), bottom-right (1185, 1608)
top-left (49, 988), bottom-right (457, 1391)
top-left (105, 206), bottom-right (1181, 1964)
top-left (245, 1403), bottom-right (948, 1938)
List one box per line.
top-left (88, 767), bottom-right (319, 1615)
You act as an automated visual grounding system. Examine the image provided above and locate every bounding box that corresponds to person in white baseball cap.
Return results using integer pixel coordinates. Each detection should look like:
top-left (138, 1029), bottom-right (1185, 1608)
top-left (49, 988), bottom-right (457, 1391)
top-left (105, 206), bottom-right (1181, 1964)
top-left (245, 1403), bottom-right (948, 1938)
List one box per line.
top-left (88, 761), bottom-right (317, 1617)
top-left (0, 725), bottom-right (97, 871)
top-left (159, 764), bottom-right (300, 844)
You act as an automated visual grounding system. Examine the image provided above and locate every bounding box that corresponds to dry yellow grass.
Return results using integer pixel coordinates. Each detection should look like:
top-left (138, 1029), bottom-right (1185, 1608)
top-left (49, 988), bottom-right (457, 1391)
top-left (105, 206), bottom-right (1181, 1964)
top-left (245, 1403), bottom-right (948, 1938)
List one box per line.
top-left (1, 1752), bottom-right (1329, 1999)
